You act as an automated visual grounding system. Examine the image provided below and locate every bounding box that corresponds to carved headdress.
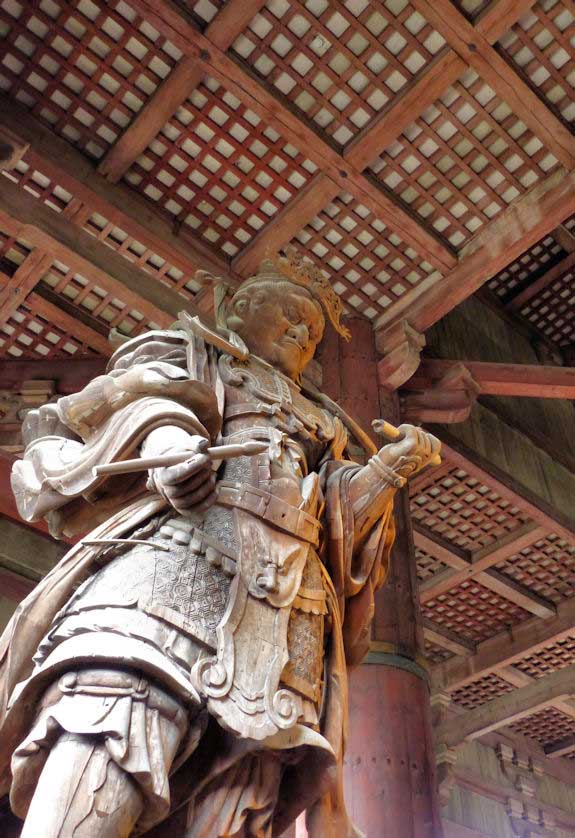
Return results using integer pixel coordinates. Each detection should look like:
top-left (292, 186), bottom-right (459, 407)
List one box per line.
top-left (199, 247), bottom-right (351, 342)
top-left (239, 248), bottom-right (351, 341)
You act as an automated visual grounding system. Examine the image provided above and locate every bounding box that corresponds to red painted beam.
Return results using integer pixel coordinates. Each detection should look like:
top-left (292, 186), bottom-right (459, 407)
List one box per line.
top-left (405, 359), bottom-right (575, 399)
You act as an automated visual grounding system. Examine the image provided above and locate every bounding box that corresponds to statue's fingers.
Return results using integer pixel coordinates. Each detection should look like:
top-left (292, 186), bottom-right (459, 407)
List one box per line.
top-left (164, 471), bottom-right (215, 499)
top-left (159, 453), bottom-right (211, 485)
top-left (171, 487), bottom-right (217, 514)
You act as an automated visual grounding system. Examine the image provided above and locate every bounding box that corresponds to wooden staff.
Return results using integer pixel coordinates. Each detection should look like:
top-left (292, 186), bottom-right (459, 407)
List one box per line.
top-left (372, 419), bottom-right (442, 466)
top-left (93, 440), bottom-right (269, 477)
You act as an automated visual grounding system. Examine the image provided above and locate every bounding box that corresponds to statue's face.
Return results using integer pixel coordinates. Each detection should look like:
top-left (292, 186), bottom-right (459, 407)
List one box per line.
top-left (227, 283), bottom-right (325, 380)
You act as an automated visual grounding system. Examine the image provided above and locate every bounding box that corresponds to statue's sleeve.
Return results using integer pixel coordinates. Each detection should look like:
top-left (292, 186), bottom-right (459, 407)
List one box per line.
top-left (322, 461), bottom-right (396, 667)
top-left (11, 330), bottom-right (223, 528)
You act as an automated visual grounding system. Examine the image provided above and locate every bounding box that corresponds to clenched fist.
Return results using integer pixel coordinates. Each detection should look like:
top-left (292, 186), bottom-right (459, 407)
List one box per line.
top-left (148, 434), bottom-right (217, 515)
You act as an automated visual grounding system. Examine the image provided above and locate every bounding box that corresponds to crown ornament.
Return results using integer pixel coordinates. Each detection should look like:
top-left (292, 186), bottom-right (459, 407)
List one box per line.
top-left (239, 246), bottom-right (351, 340)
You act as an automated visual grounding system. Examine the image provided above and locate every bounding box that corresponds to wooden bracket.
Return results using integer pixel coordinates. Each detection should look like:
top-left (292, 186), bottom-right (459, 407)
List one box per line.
top-left (400, 362), bottom-right (480, 424)
top-left (497, 744), bottom-right (556, 837)
top-left (0, 126), bottom-right (29, 171)
top-left (376, 320), bottom-right (425, 391)
top-left (435, 742), bottom-right (457, 807)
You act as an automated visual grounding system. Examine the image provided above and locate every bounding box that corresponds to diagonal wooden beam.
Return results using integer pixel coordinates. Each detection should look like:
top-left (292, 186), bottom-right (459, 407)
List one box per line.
top-left (345, 0), bottom-right (538, 172)
top-left (432, 596), bottom-right (575, 691)
top-left (344, 51), bottom-right (466, 172)
top-left (25, 291), bottom-right (111, 356)
top-left (507, 250), bottom-right (575, 311)
top-left (411, 0), bottom-right (575, 170)
top-left (232, 174), bottom-right (340, 276)
top-left (0, 175), bottom-right (191, 327)
top-left (416, 523), bottom-right (555, 618)
top-left (98, 1), bottom-right (268, 183)
top-left (203, 0), bottom-right (269, 50)
top-left (377, 166), bottom-right (575, 337)
top-left (474, 0), bottom-right (539, 44)
top-left (98, 57), bottom-right (203, 184)
top-left (406, 358), bottom-right (575, 399)
top-left (0, 95), bottom-right (236, 287)
top-left (129, 0), bottom-right (457, 273)
top-left (436, 663), bottom-right (575, 746)
top-left (0, 250), bottom-right (53, 323)
top-left (552, 224), bottom-right (575, 254)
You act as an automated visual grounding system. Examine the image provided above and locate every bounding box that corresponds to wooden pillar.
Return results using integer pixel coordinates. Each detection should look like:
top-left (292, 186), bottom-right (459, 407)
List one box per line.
top-left (318, 320), bottom-right (442, 837)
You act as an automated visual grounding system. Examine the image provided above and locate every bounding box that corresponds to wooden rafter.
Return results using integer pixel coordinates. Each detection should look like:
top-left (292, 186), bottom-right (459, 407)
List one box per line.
top-left (416, 524), bottom-right (555, 618)
top-left (406, 358), bottom-right (575, 399)
top-left (98, 0), bottom-right (269, 183)
top-left (0, 175), bottom-right (194, 327)
top-left (128, 0), bottom-right (457, 273)
top-left (0, 250), bottom-right (53, 322)
top-left (344, 0), bottom-right (538, 172)
top-left (232, 174), bottom-right (340, 276)
top-left (376, 166), bottom-right (575, 334)
top-left (423, 620), bottom-right (476, 658)
top-left (26, 291), bottom-right (111, 356)
top-left (98, 57), bottom-right (204, 184)
top-left (0, 96), bottom-right (236, 287)
top-left (507, 249), bottom-right (575, 311)
top-left (436, 664), bottom-right (575, 746)
top-left (411, 0), bottom-right (575, 170)
top-left (496, 665), bottom-right (575, 740)
top-left (432, 596), bottom-right (575, 692)
top-left (436, 432), bottom-right (575, 544)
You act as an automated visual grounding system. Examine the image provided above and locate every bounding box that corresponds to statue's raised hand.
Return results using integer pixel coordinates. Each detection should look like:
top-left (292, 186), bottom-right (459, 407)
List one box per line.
top-left (376, 424), bottom-right (441, 481)
top-left (148, 434), bottom-right (217, 514)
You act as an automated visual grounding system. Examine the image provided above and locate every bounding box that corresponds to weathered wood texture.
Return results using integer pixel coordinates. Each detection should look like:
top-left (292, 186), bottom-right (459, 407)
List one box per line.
top-left (426, 296), bottom-right (575, 474)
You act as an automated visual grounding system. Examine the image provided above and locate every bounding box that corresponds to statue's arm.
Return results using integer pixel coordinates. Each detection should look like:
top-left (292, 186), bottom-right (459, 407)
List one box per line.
top-left (348, 424), bottom-right (440, 545)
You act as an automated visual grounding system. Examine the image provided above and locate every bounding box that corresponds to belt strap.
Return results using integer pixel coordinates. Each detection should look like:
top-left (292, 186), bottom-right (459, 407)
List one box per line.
top-left (217, 482), bottom-right (320, 546)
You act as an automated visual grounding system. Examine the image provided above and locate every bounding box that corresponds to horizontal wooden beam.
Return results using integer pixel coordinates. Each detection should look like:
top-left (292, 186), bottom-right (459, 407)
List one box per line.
top-left (452, 766), bottom-right (575, 832)
top-left (416, 523), bottom-right (554, 618)
top-left (129, 0), bottom-right (456, 273)
top-left (545, 734), bottom-right (575, 759)
top-left (423, 620), bottom-right (476, 657)
top-left (377, 167), bottom-right (575, 334)
top-left (0, 175), bottom-right (190, 327)
top-left (432, 595), bottom-right (575, 691)
top-left (0, 95), bottom-right (235, 287)
top-left (407, 358), bottom-right (575, 399)
top-left (436, 664), bottom-right (575, 746)
top-left (0, 516), bottom-right (67, 588)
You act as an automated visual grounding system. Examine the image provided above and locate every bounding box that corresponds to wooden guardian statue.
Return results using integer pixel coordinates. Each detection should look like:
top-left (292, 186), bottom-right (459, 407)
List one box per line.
top-left (0, 250), bottom-right (440, 837)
